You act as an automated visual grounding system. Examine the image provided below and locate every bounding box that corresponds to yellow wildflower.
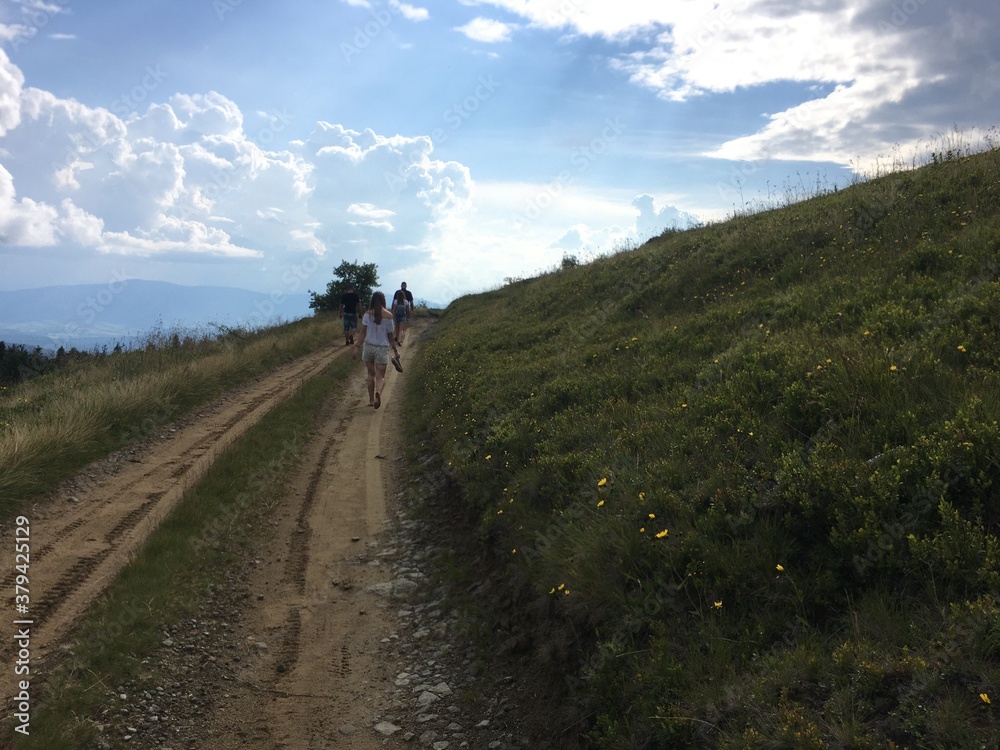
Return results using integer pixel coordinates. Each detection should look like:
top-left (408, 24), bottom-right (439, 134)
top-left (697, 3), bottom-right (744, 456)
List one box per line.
top-left (982, 693), bottom-right (991, 704)
top-left (713, 600), bottom-right (723, 608)
top-left (597, 499), bottom-right (605, 507)
top-left (776, 564), bottom-right (784, 572)
top-left (597, 477), bottom-right (607, 487)
top-left (655, 529), bottom-right (669, 539)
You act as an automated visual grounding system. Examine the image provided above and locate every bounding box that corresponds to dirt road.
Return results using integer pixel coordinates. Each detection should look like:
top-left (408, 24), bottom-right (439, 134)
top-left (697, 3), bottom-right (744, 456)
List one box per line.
top-left (1, 327), bottom-right (426, 747)
top-left (1, 343), bottom-right (341, 699)
top-left (191, 331), bottom-right (418, 750)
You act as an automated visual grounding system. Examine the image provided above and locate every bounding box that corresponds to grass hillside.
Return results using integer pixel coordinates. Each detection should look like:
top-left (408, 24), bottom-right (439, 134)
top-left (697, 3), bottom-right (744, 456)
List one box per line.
top-left (409, 146), bottom-right (1000, 748)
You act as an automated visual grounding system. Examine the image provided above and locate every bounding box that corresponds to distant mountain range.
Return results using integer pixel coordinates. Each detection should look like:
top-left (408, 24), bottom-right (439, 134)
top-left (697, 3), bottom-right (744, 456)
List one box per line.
top-left (0, 280), bottom-right (313, 352)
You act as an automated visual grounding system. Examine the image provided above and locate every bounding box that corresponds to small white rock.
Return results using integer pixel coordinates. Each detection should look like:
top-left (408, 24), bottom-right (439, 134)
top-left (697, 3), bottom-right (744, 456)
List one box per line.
top-left (374, 721), bottom-right (402, 736)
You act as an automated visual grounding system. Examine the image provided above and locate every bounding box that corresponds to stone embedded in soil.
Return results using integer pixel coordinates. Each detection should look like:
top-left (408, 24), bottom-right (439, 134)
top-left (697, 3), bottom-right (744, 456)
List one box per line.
top-left (374, 720), bottom-right (402, 736)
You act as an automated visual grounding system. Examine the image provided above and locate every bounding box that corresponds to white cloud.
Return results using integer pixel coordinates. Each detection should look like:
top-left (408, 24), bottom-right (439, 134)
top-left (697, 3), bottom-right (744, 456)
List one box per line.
top-left (0, 49), bottom-right (24, 137)
top-left (455, 17), bottom-right (516, 43)
top-left (632, 194), bottom-right (699, 241)
top-left (0, 55), bottom-right (474, 284)
top-left (389, 0), bottom-right (429, 22)
top-left (400, 179), bottom-right (695, 302)
top-left (471, 1), bottom-right (1000, 168)
top-left (460, 0), bottom-right (674, 38)
top-left (298, 122), bottom-right (472, 258)
top-left (0, 163), bottom-right (59, 246)
top-left (347, 202), bottom-right (396, 230)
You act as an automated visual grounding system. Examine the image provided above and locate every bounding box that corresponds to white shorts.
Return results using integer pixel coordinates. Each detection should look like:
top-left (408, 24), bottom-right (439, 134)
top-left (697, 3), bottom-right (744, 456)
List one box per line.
top-left (361, 343), bottom-right (390, 365)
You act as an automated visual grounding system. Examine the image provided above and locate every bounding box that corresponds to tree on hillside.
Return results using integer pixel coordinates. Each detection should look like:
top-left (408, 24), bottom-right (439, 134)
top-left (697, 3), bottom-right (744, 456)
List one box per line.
top-left (309, 260), bottom-right (379, 313)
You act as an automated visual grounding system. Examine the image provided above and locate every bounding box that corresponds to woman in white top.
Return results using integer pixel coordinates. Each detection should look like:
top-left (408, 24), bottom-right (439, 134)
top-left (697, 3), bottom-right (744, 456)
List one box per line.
top-left (351, 291), bottom-right (401, 409)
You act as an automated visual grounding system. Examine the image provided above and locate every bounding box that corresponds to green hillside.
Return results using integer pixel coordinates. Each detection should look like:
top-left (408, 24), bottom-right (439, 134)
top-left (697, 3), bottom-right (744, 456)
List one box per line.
top-left (409, 146), bottom-right (1000, 747)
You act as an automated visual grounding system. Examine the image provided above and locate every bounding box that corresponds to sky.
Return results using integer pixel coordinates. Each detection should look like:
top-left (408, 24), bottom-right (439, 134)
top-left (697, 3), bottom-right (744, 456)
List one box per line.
top-left (0, 0), bottom-right (998, 307)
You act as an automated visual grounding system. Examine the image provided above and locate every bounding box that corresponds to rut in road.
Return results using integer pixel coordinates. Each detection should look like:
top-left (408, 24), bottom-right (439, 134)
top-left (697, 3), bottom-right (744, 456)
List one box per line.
top-left (0, 344), bottom-right (344, 702)
top-left (193, 327), bottom-right (421, 750)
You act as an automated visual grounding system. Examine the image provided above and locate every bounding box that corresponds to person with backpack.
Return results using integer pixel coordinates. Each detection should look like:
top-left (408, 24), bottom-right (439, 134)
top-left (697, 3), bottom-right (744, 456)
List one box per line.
top-left (391, 281), bottom-right (414, 345)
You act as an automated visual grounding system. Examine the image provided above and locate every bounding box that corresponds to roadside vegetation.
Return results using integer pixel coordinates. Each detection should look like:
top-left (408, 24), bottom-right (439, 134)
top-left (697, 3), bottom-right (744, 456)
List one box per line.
top-left (408, 142), bottom-right (1000, 747)
top-left (1, 356), bottom-right (352, 749)
top-left (0, 317), bottom-right (337, 518)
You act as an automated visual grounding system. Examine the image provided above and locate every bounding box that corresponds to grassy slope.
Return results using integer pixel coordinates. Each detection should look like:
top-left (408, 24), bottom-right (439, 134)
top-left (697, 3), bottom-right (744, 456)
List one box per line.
top-left (0, 316), bottom-right (338, 517)
top-left (409, 148), bottom-right (1000, 747)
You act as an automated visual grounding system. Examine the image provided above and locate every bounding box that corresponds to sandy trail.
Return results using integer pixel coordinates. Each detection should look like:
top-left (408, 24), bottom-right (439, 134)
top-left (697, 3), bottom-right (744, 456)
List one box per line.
top-left (0, 344), bottom-right (342, 706)
top-left (2, 323), bottom-right (425, 748)
top-left (190, 329), bottom-right (422, 749)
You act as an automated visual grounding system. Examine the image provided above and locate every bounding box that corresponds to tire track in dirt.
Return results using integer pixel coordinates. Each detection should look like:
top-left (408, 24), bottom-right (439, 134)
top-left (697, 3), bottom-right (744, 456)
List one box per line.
top-left (198, 326), bottom-right (423, 750)
top-left (0, 344), bottom-right (346, 704)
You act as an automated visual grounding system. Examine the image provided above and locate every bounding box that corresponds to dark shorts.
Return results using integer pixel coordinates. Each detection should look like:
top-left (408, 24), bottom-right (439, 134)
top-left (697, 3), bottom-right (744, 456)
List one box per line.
top-left (343, 312), bottom-right (358, 331)
top-left (394, 310), bottom-right (407, 324)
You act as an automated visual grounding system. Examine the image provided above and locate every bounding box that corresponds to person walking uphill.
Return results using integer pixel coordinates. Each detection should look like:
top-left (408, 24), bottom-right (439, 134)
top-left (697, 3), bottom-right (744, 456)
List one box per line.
top-left (352, 291), bottom-right (401, 409)
top-left (339, 282), bottom-right (361, 347)
top-left (392, 281), bottom-right (414, 345)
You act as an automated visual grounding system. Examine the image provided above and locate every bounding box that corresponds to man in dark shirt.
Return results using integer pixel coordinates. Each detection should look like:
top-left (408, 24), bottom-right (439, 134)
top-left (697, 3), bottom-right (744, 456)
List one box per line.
top-left (339, 283), bottom-right (361, 346)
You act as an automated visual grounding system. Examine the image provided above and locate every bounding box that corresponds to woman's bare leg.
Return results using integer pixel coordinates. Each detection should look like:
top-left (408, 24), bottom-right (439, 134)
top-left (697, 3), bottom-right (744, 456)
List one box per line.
top-left (364, 361), bottom-right (376, 405)
top-left (374, 363), bottom-right (388, 401)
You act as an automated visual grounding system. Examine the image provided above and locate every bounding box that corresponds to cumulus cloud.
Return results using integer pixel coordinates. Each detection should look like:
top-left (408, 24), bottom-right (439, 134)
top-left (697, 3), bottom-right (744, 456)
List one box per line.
top-left (632, 194), bottom-right (699, 241)
top-left (0, 56), bottom-right (473, 274)
top-left (456, 17), bottom-right (516, 43)
top-left (550, 227), bottom-right (584, 250)
top-left (298, 122), bottom-right (471, 258)
top-left (0, 49), bottom-right (23, 136)
top-left (389, 0), bottom-right (429, 22)
top-left (0, 163), bottom-right (59, 246)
